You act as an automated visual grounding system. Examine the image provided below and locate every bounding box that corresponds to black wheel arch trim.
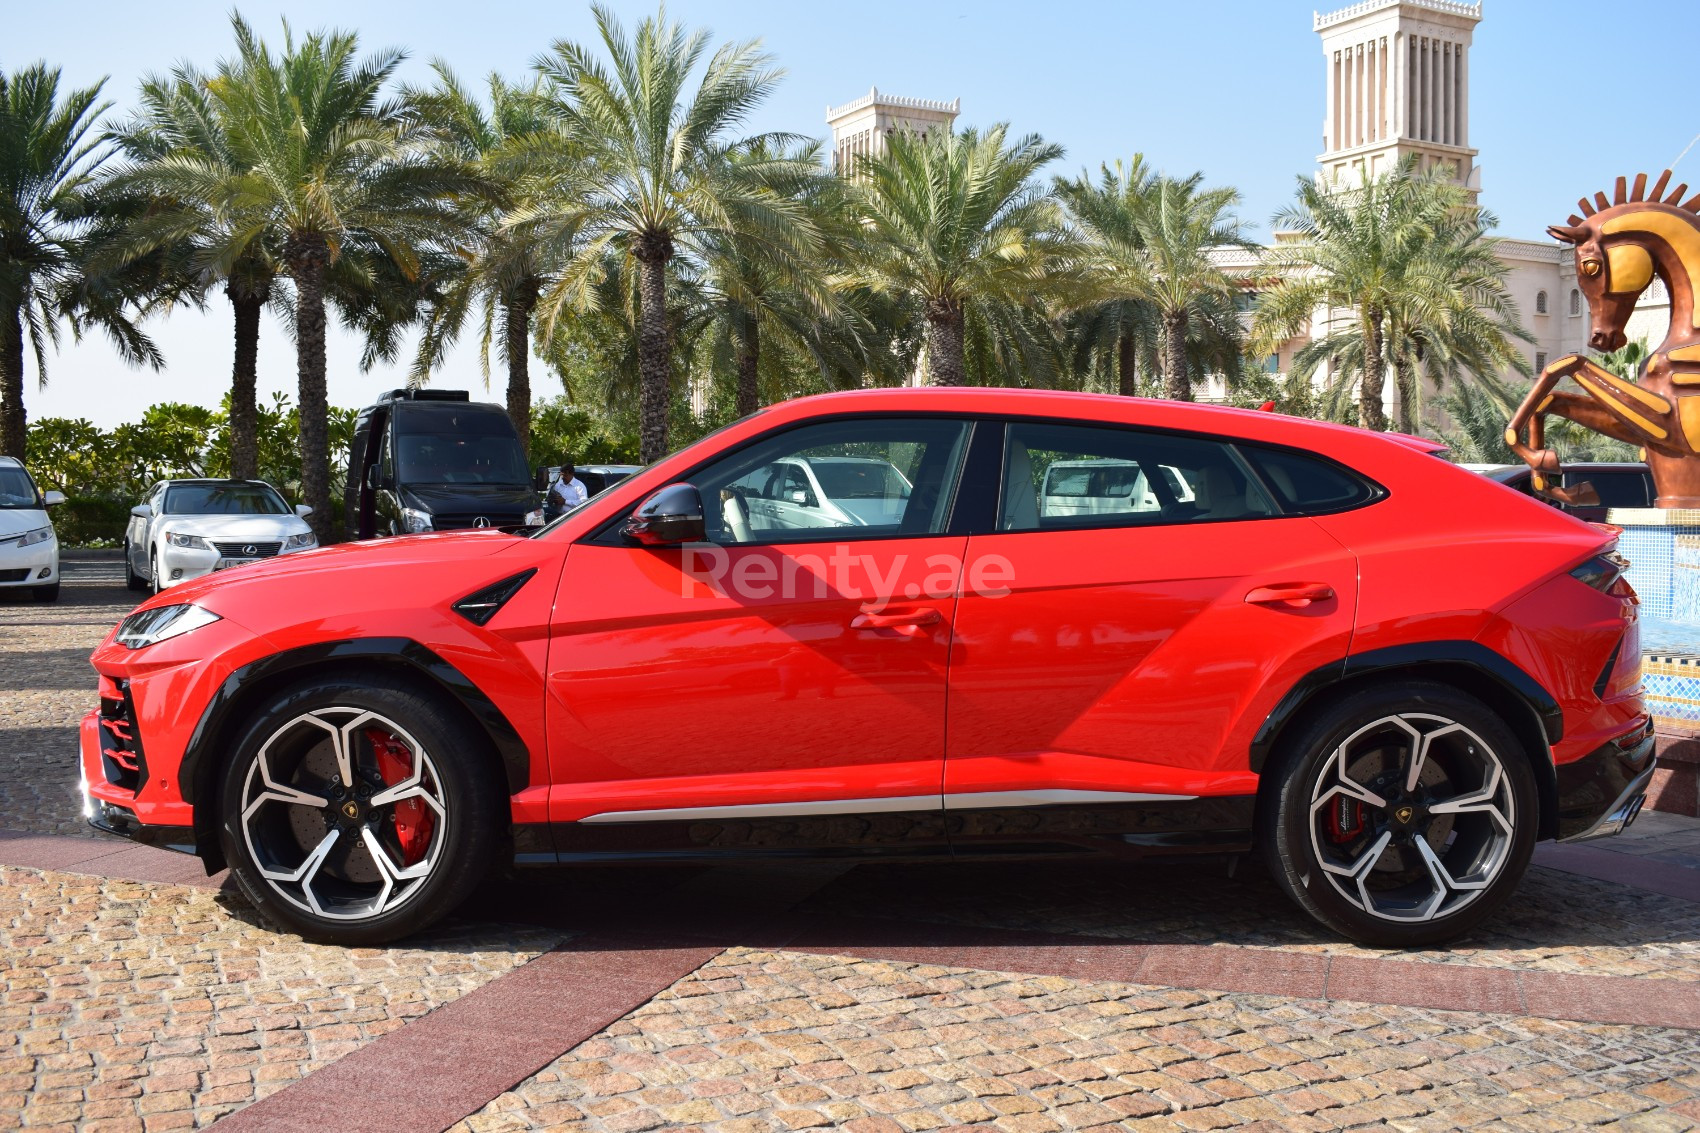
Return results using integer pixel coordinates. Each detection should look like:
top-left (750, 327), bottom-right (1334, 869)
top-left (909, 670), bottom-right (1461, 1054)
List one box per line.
top-left (1250, 640), bottom-right (1564, 774)
top-left (180, 637), bottom-right (531, 814)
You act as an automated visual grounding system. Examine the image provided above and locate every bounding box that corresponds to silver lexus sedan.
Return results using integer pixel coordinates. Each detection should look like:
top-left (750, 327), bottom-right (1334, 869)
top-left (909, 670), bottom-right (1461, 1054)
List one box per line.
top-left (124, 479), bottom-right (317, 593)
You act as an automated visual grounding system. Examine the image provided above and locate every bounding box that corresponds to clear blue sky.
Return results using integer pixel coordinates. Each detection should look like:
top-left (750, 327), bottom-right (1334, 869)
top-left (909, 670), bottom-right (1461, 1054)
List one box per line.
top-left (10, 0), bottom-right (1698, 426)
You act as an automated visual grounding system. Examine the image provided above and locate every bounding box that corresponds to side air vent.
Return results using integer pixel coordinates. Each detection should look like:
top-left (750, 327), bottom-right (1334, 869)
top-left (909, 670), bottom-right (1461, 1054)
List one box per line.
top-left (453, 569), bottom-right (538, 626)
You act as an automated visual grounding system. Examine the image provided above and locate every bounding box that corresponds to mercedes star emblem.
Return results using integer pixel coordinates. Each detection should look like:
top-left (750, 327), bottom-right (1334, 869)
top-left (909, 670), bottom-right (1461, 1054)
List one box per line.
top-left (473, 517), bottom-right (491, 528)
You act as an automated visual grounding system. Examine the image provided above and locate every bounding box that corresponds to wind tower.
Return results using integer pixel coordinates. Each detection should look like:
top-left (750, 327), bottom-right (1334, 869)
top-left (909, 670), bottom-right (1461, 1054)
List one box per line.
top-left (1314, 0), bottom-right (1482, 195)
top-left (826, 87), bottom-right (959, 177)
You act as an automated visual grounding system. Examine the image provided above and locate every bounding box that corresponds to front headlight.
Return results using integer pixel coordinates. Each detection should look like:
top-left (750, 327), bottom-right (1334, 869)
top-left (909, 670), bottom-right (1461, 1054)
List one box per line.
top-left (282, 532), bottom-right (317, 549)
top-left (524, 509), bottom-right (544, 527)
top-left (165, 531), bottom-right (209, 549)
top-left (115, 604), bottom-right (221, 650)
top-left (18, 526), bottom-right (53, 547)
top-left (402, 508), bottom-right (433, 533)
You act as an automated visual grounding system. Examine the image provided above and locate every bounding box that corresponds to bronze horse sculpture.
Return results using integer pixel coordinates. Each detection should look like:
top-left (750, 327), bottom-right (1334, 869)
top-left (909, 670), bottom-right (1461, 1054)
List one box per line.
top-left (1507, 171), bottom-right (1700, 508)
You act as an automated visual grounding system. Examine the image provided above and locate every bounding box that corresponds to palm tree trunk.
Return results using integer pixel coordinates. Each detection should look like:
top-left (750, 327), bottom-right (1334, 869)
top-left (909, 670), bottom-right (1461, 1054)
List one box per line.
top-left (1395, 356), bottom-right (1417, 434)
top-left (924, 298), bottom-right (965, 386)
top-left (634, 239), bottom-right (672, 463)
top-left (505, 281), bottom-right (538, 458)
top-left (1117, 331), bottom-right (1137, 397)
top-left (287, 234), bottom-right (334, 542)
top-left (1360, 310), bottom-right (1388, 431)
top-left (735, 310), bottom-right (761, 418)
top-left (1162, 310), bottom-right (1191, 402)
top-left (228, 286), bottom-right (262, 481)
top-left (0, 305), bottom-right (25, 460)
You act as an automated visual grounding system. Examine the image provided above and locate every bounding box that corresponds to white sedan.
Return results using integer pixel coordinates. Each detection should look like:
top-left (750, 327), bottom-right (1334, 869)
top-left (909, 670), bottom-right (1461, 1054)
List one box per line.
top-left (125, 479), bottom-right (317, 593)
top-left (0, 456), bottom-right (65, 602)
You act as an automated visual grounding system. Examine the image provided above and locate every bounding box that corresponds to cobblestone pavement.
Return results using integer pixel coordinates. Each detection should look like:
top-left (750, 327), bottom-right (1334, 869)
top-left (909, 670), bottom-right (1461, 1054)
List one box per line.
top-left (6, 574), bottom-right (1700, 1131)
top-left (0, 864), bottom-right (563, 1130)
top-left (800, 857), bottom-right (1700, 982)
top-left (451, 947), bottom-right (1700, 1133)
top-left (0, 573), bottom-right (136, 837)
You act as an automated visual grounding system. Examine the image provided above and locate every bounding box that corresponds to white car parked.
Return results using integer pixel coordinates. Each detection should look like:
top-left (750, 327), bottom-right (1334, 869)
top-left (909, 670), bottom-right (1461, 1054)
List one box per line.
top-left (125, 479), bottom-right (317, 593)
top-left (0, 456), bottom-right (65, 602)
top-left (728, 456), bottom-right (913, 534)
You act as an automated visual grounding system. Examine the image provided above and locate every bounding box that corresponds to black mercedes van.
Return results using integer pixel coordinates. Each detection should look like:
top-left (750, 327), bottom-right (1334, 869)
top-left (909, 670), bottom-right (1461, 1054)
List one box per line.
top-left (344, 390), bottom-right (541, 539)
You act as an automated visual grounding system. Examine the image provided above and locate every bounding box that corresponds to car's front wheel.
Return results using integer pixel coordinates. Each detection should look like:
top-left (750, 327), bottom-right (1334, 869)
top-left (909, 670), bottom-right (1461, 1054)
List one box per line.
top-left (1259, 682), bottom-right (1536, 947)
top-left (124, 542), bottom-right (146, 591)
top-left (219, 674), bottom-right (504, 944)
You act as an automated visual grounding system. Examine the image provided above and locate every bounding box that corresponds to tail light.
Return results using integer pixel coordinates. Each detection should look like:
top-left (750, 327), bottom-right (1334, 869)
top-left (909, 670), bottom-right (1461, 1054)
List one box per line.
top-left (1570, 550), bottom-right (1636, 599)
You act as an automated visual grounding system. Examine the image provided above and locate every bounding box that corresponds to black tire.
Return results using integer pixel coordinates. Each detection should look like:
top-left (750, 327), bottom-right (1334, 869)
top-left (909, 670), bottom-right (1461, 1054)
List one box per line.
top-left (32, 583), bottom-right (59, 602)
top-left (124, 543), bottom-right (146, 591)
top-left (218, 672), bottom-right (505, 945)
top-left (1257, 681), bottom-right (1537, 948)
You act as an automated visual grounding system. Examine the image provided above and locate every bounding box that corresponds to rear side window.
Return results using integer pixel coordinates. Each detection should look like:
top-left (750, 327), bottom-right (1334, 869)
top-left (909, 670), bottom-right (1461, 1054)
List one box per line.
top-left (1239, 446), bottom-right (1381, 515)
top-left (999, 422), bottom-right (1278, 531)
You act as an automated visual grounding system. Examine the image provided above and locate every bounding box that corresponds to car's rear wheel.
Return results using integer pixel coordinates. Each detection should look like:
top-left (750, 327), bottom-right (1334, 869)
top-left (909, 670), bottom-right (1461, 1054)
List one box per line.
top-left (219, 674), bottom-right (504, 944)
top-left (1259, 682), bottom-right (1536, 947)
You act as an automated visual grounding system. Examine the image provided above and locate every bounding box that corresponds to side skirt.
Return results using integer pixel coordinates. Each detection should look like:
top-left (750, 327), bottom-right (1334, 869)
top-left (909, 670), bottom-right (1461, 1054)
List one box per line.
top-left (517, 797), bottom-right (1256, 866)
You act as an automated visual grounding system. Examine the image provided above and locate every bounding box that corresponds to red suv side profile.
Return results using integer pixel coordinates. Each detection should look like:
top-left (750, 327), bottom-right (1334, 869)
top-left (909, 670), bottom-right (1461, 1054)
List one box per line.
top-left (80, 389), bottom-right (1654, 947)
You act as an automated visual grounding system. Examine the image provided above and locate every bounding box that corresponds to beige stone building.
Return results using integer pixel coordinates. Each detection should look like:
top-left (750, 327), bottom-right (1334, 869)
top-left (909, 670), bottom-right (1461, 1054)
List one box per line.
top-left (825, 89), bottom-right (959, 177)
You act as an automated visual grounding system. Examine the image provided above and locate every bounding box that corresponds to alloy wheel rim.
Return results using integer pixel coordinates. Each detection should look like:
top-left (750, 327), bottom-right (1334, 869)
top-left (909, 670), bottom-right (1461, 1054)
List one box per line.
top-left (239, 708), bottom-right (448, 921)
top-left (1307, 712), bottom-right (1515, 923)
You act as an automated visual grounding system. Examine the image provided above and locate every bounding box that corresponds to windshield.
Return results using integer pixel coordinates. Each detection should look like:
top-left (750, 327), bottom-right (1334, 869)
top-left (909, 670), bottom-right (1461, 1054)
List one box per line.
top-left (0, 467), bottom-right (40, 509)
top-left (163, 483), bottom-right (290, 515)
top-left (811, 461), bottom-right (911, 500)
top-left (397, 433), bottom-right (529, 485)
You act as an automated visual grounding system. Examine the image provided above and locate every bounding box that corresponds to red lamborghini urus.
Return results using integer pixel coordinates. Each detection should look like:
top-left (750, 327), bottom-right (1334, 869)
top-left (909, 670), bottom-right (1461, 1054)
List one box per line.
top-left (80, 389), bottom-right (1654, 946)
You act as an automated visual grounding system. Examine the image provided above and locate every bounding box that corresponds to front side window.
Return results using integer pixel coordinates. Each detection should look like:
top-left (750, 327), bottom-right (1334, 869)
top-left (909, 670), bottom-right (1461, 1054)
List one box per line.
top-left (0, 466), bottom-right (39, 508)
top-left (693, 418), bottom-right (969, 544)
top-left (163, 483), bottom-right (290, 515)
top-left (999, 422), bottom-right (1276, 531)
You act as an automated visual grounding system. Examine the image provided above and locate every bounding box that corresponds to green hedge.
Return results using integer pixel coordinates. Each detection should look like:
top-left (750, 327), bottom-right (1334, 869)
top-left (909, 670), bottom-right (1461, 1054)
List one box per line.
top-left (51, 497), bottom-right (133, 548)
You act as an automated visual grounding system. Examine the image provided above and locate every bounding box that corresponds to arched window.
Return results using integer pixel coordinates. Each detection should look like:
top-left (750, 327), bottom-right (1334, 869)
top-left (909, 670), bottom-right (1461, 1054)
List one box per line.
top-left (1570, 289), bottom-right (1582, 316)
top-left (1535, 290), bottom-right (1548, 315)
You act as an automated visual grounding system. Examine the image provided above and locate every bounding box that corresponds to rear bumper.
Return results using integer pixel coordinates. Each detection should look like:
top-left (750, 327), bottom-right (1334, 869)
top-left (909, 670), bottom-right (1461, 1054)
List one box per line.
top-left (1556, 718), bottom-right (1657, 842)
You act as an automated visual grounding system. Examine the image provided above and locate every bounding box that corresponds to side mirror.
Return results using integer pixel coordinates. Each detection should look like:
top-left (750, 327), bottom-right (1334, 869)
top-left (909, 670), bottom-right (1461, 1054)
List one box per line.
top-left (534, 466), bottom-right (550, 491)
top-left (365, 465), bottom-right (381, 491)
top-left (131, 504), bottom-right (153, 519)
top-left (295, 504), bottom-right (313, 518)
top-left (622, 483), bottom-right (706, 546)
top-left (42, 490), bottom-right (66, 507)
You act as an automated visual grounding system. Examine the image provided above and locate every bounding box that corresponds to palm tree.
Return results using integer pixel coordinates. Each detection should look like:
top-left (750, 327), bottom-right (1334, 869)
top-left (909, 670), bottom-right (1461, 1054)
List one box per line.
top-left (404, 64), bottom-right (572, 455)
top-left (105, 67), bottom-right (282, 479)
top-left (1126, 175), bottom-right (1250, 402)
top-left (695, 139), bottom-right (869, 416)
top-left (847, 123), bottom-right (1072, 387)
top-left (1254, 159), bottom-right (1526, 432)
top-left (1056, 156), bottom-right (1163, 397)
top-left (0, 64), bottom-right (161, 458)
top-left (525, 5), bottom-right (818, 462)
top-left (164, 16), bottom-right (482, 538)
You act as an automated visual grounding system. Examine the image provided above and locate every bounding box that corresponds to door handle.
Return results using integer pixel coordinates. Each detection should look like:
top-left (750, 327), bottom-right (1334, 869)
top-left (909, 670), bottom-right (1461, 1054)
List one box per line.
top-left (851, 607), bottom-right (942, 635)
top-left (1245, 583), bottom-right (1335, 607)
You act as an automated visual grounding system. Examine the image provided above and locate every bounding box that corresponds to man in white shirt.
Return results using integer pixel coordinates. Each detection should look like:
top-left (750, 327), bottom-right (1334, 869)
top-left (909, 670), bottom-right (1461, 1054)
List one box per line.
top-left (550, 464), bottom-right (588, 514)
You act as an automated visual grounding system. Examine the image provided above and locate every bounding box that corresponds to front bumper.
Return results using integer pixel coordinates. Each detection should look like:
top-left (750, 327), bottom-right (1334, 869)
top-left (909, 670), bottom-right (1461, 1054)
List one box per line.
top-left (156, 541), bottom-right (311, 588)
top-left (1556, 717), bottom-right (1657, 842)
top-left (0, 539), bottom-right (57, 587)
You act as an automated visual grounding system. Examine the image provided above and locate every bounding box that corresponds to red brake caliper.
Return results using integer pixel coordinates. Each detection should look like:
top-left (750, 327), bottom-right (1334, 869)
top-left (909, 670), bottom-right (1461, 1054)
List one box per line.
top-left (1328, 796), bottom-right (1363, 843)
top-left (366, 729), bottom-right (434, 866)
